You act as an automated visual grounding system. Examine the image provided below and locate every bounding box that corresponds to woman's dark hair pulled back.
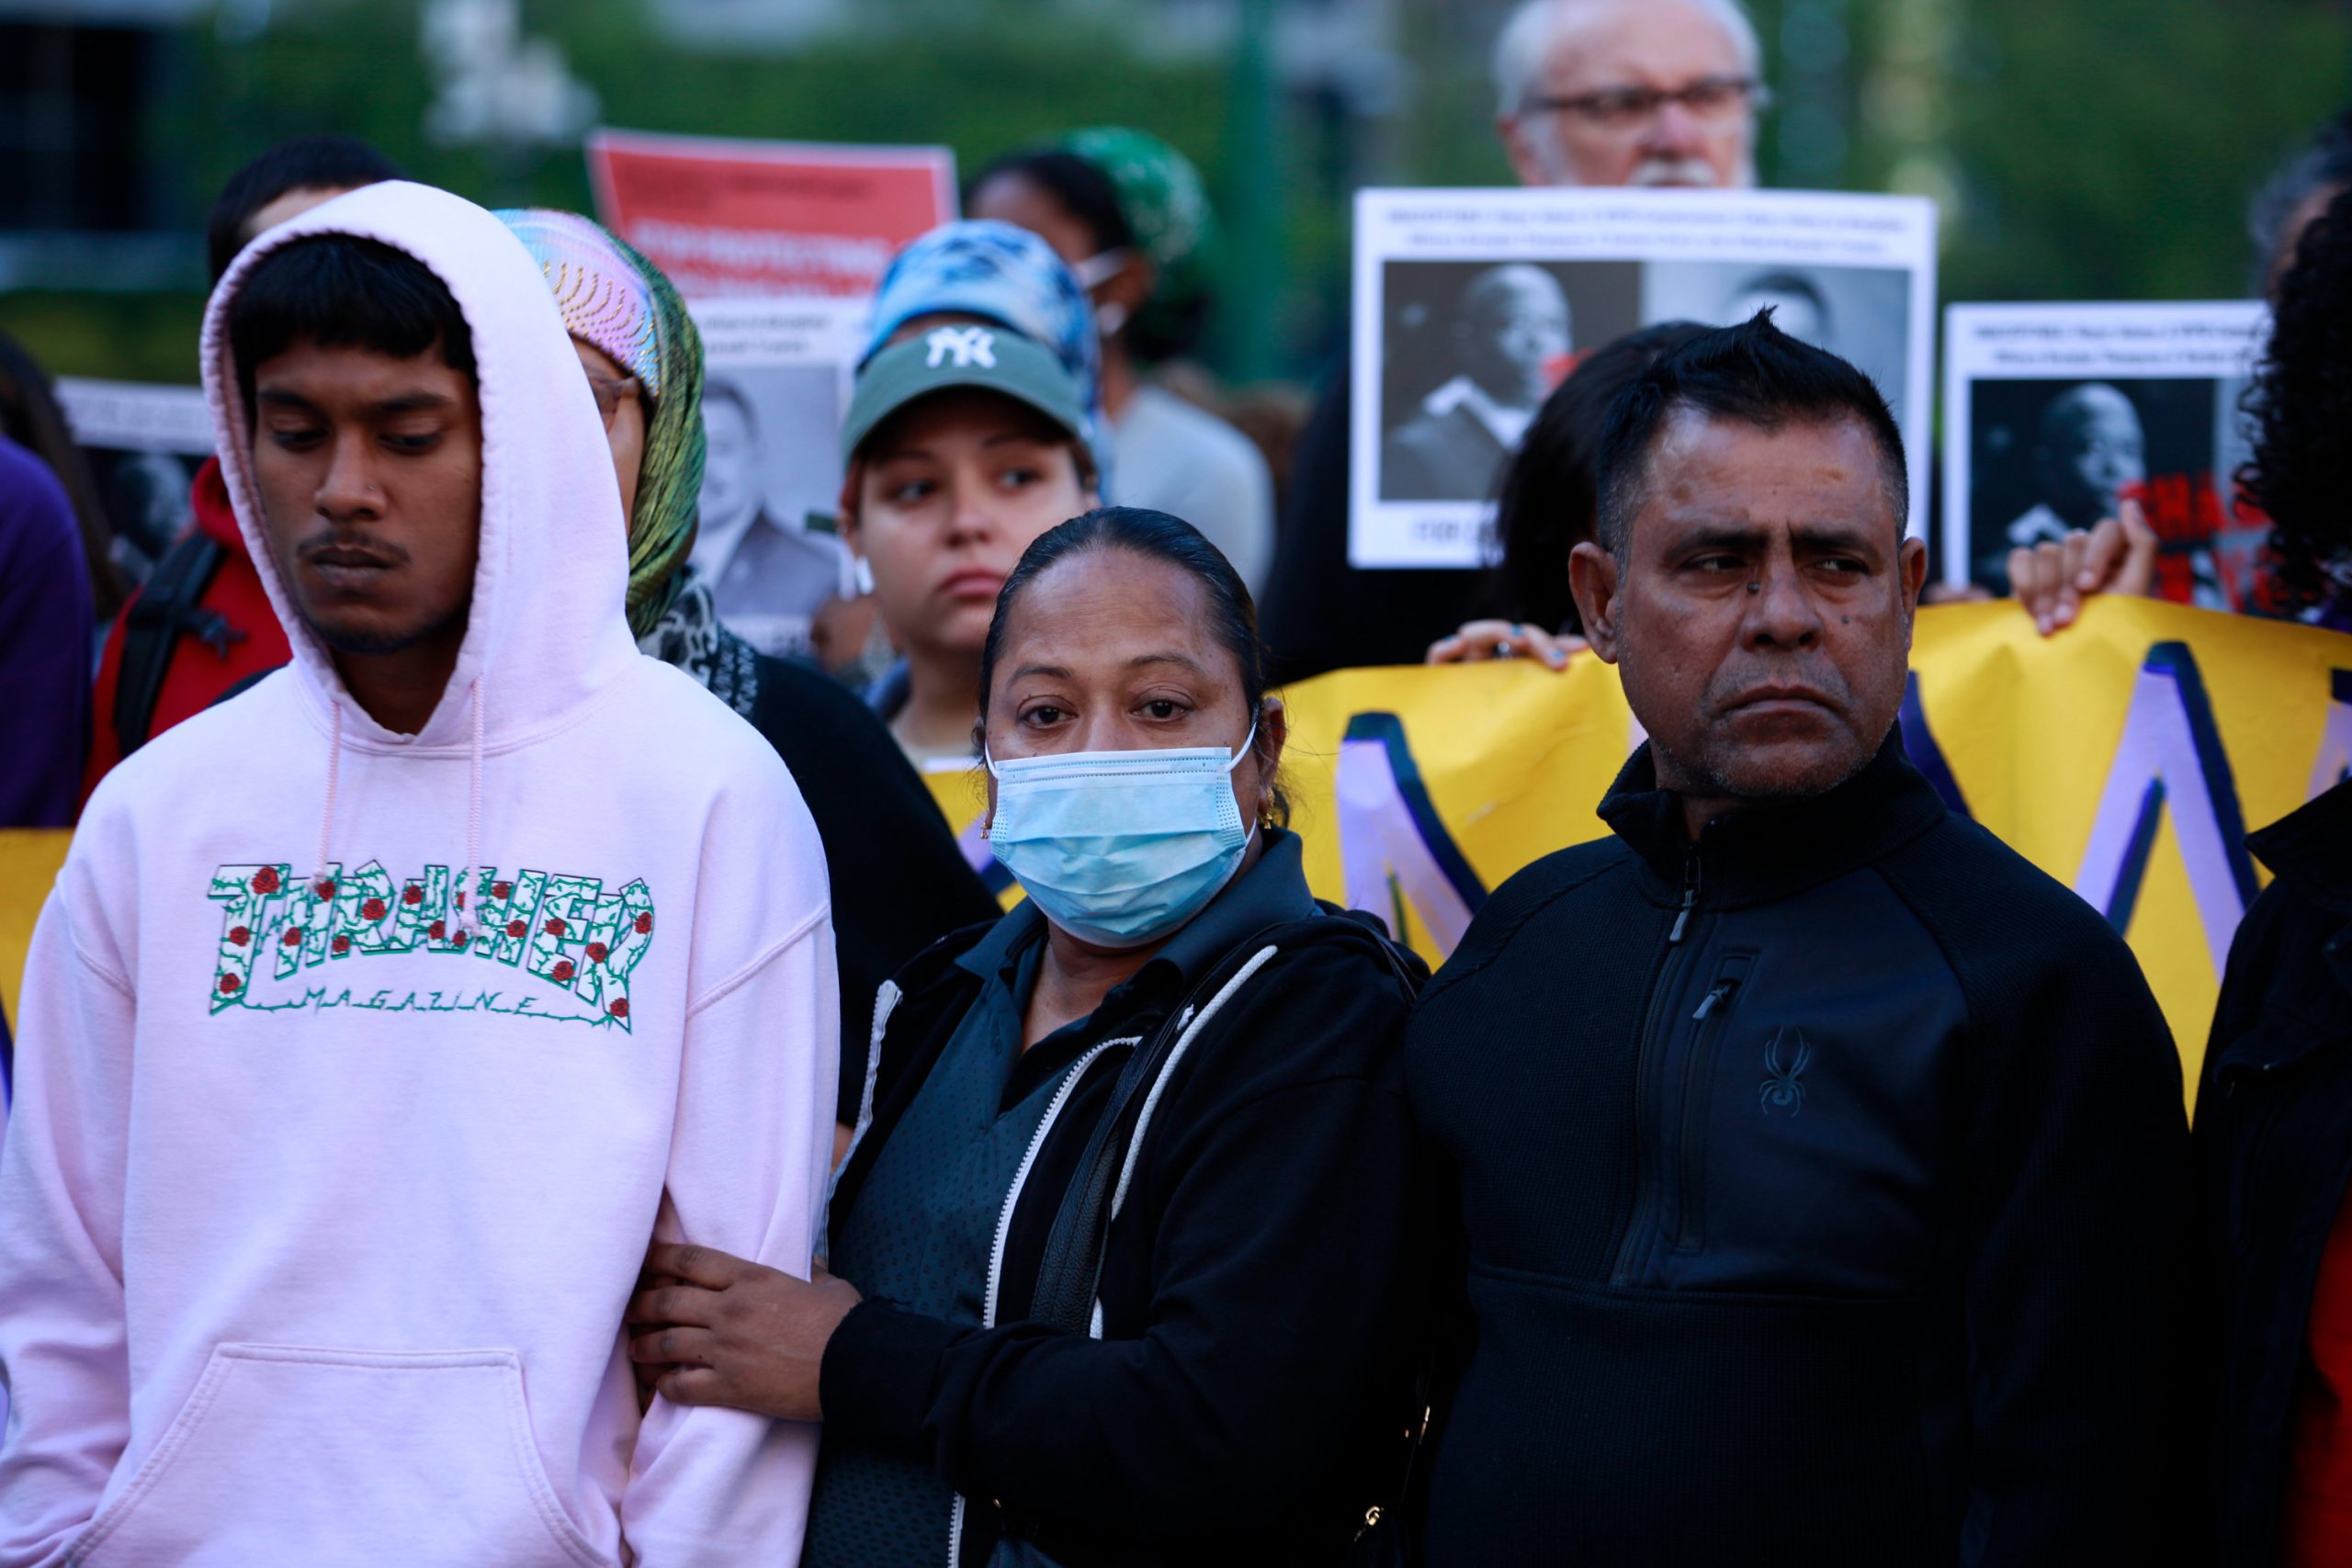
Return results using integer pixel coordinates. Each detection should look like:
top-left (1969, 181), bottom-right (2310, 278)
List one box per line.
top-left (978, 505), bottom-right (1285, 821)
top-left (970, 148), bottom-right (1209, 362)
top-left (971, 150), bottom-right (1134, 259)
top-left (1487, 320), bottom-right (1711, 632)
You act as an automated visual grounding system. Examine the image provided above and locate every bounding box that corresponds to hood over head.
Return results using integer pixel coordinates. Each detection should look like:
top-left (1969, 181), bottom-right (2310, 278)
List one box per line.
top-left (201, 180), bottom-right (638, 757)
top-left (201, 180), bottom-right (642, 916)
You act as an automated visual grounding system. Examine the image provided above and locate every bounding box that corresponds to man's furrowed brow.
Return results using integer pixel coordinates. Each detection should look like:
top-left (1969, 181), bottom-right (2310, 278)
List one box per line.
top-left (1657, 515), bottom-right (1770, 554)
top-left (254, 387), bottom-right (321, 412)
top-left (368, 390), bottom-right (459, 417)
top-left (1789, 518), bottom-right (1891, 557)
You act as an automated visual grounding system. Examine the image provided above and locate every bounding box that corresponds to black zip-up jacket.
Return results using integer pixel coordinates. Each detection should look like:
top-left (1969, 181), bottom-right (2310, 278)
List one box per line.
top-left (2197, 778), bottom-right (2352, 1567)
top-left (819, 831), bottom-right (1429, 1566)
top-left (1406, 731), bottom-right (2195, 1566)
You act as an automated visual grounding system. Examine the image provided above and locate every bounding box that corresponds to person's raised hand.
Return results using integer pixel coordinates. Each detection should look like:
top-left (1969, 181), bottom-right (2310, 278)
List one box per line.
top-left (1426, 619), bottom-right (1585, 669)
top-left (627, 1241), bottom-right (861, 1423)
top-left (2007, 498), bottom-right (2159, 637)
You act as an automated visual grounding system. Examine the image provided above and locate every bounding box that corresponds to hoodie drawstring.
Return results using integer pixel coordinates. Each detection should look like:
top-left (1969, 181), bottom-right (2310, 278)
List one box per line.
top-left (313, 700), bottom-right (343, 897)
top-left (311, 679), bottom-right (487, 931)
top-left (466, 676), bottom-right (487, 932)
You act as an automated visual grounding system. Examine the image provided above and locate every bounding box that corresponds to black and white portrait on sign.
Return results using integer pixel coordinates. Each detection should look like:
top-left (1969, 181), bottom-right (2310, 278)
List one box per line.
top-left (685, 299), bottom-right (864, 660)
top-left (1963, 375), bottom-right (2265, 607)
top-left (1642, 260), bottom-right (1914, 429)
top-left (53, 378), bottom-right (216, 587)
top-left (1351, 188), bottom-right (1937, 569)
top-left (1376, 259), bottom-right (1644, 505)
top-left (1941, 301), bottom-right (2269, 604)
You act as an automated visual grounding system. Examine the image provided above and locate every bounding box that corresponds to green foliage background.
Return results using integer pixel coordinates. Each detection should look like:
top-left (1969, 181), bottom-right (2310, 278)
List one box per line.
top-left (4, 0), bottom-right (2348, 384)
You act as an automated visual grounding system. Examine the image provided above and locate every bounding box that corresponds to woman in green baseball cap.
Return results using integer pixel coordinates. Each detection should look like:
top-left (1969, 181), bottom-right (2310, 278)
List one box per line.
top-left (971, 129), bottom-right (1276, 595)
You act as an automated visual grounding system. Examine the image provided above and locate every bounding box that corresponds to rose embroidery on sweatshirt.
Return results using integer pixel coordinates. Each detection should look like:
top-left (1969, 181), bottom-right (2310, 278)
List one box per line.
top-left (207, 862), bottom-right (656, 1030)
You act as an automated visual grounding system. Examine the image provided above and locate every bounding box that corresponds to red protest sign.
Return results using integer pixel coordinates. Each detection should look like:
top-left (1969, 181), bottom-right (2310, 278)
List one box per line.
top-left (585, 128), bottom-right (956, 299)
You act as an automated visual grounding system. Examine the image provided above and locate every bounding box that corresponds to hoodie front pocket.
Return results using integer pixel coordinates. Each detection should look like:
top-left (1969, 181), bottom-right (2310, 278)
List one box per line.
top-left (75, 1344), bottom-right (612, 1568)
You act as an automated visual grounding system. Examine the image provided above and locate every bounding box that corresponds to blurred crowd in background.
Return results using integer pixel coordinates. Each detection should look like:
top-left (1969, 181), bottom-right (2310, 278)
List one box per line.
top-left (13, 4), bottom-right (2352, 1564)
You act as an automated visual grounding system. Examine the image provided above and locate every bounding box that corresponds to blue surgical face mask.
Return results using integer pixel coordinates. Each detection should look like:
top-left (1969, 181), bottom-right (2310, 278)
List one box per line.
top-left (985, 720), bottom-right (1259, 948)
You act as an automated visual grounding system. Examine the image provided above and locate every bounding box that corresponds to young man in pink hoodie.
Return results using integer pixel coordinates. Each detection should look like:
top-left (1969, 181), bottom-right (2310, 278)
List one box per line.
top-left (0, 183), bottom-right (839, 1565)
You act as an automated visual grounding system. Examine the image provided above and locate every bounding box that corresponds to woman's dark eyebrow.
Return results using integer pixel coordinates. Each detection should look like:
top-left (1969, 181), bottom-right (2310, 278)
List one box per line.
top-left (1128, 652), bottom-right (1208, 673)
top-left (1010, 661), bottom-right (1073, 682)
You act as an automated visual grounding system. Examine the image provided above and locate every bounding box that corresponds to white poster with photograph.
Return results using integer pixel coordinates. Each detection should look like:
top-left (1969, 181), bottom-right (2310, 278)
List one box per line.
top-left (1349, 186), bottom-right (1938, 569)
top-left (56, 378), bottom-right (216, 586)
top-left (1943, 300), bottom-right (2270, 606)
top-left (684, 295), bottom-right (867, 660)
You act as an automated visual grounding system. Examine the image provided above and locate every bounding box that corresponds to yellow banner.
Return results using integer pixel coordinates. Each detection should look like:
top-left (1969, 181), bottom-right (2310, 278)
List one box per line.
top-left (926, 598), bottom-right (2352, 1089)
top-left (5, 599), bottom-right (2343, 1100)
top-left (0, 829), bottom-right (71, 1042)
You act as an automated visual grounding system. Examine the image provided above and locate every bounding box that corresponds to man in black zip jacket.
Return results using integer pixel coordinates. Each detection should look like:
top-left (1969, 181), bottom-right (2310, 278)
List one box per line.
top-left (1406, 315), bottom-right (2195, 1565)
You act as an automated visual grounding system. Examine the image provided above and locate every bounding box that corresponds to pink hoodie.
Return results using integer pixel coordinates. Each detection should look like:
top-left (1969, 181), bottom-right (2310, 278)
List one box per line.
top-left (0, 183), bottom-right (838, 1565)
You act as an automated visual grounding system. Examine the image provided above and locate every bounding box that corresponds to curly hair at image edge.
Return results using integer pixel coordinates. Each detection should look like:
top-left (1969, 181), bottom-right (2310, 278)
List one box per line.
top-left (2241, 183), bottom-right (2352, 611)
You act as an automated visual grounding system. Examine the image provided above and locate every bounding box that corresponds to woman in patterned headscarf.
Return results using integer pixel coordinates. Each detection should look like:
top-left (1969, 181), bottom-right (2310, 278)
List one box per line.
top-left (496, 209), bottom-right (704, 646)
top-left (970, 128), bottom-right (1276, 593)
top-left (499, 209), bottom-right (998, 1147)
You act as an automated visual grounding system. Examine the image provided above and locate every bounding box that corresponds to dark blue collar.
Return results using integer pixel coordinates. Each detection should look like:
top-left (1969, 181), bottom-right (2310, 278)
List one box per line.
top-left (2249, 777), bottom-right (2352, 898)
top-left (1598, 725), bottom-right (1946, 909)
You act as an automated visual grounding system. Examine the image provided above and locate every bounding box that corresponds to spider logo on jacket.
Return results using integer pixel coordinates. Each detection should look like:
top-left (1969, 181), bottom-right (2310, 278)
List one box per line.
top-left (1758, 1027), bottom-right (1813, 1118)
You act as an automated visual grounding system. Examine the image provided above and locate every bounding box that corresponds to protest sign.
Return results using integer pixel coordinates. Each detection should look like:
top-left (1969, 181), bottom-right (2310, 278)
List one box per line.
top-left (0, 830), bottom-right (66, 1060)
top-left (1349, 187), bottom-right (1937, 569)
top-left (684, 295), bottom-right (865, 660)
top-left (1943, 300), bottom-right (2271, 603)
top-left (55, 378), bottom-right (214, 585)
top-left (921, 598), bottom-right (2352, 1089)
top-left (586, 128), bottom-right (956, 299)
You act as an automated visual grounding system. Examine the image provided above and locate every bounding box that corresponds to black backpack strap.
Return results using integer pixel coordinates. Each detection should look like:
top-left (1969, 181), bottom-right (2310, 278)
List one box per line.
top-left (208, 663), bottom-right (284, 709)
top-left (113, 529), bottom-right (237, 760)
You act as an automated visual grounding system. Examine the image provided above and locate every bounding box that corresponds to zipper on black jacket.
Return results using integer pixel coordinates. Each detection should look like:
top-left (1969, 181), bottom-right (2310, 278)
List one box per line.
top-left (1614, 850), bottom-right (1702, 1285)
top-left (1674, 957), bottom-right (1752, 1254)
top-left (1668, 854), bottom-right (1699, 942)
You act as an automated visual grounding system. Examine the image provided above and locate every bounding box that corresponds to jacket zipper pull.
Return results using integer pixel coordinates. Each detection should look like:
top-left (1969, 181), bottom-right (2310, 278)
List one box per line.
top-left (1668, 857), bottom-right (1700, 943)
top-left (1693, 979), bottom-right (1736, 1021)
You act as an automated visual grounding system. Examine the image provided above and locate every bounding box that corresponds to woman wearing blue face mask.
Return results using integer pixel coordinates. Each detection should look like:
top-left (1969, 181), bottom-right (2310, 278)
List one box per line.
top-left (628, 506), bottom-right (1430, 1567)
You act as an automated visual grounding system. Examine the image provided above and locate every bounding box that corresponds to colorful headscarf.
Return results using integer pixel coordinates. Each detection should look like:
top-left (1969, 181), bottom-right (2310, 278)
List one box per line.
top-left (862, 219), bottom-right (1107, 477)
top-left (1057, 126), bottom-right (1216, 327)
top-left (497, 209), bottom-right (705, 639)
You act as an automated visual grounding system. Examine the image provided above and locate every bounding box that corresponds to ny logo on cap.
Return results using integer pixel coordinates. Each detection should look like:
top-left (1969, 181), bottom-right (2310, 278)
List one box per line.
top-left (926, 326), bottom-right (997, 369)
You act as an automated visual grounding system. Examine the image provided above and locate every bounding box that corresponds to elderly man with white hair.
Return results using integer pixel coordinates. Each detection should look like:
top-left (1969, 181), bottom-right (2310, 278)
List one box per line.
top-left (1494, 0), bottom-right (1767, 189)
top-left (1257, 0), bottom-right (1768, 680)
